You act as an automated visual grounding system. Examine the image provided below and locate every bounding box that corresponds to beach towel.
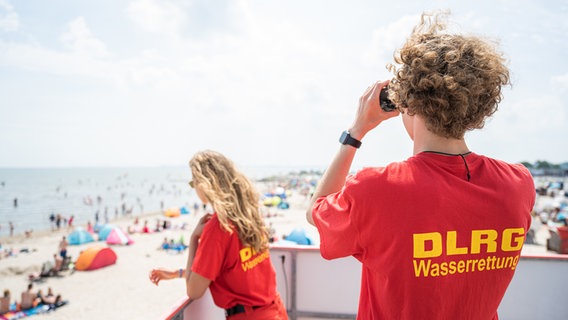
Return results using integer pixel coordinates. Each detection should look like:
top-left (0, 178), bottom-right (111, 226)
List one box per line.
top-left (0, 301), bottom-right (68, 320)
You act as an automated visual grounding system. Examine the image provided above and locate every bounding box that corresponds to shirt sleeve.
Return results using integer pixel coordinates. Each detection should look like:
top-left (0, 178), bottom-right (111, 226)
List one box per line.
top-left (312, 175), bottom-right (363, 261)
top-left (191, 216), bottom-right (228, 281)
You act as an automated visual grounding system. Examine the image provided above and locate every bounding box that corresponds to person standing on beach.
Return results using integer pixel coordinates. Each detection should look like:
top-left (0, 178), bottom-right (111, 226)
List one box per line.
top-left (149, 150), bottom-right (287, 319)
top-left (49, 213), bottom-right (56, 231)
top-left (55, 214), bottom-right (62, 230)
top-left (68, 215), bottom-right (74, 229)
top-left (306, 12), bottom-right (535, 320)
top-left (0, 289), bottom-right (10, 314)
top-left (58, 236), bottom-right (68, 259)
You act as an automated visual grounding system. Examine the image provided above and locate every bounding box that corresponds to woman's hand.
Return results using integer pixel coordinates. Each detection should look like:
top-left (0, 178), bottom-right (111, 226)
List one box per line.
top-left (149, 268), bottom-right (177, 286)
top-left (349, 80), bottom-right (400, 140)
top-left (191, 213), bottom-right (212, 240)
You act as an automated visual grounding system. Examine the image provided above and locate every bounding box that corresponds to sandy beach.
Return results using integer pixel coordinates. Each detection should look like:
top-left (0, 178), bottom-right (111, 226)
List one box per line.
top-left (0, 183), bottom-right (318, 320)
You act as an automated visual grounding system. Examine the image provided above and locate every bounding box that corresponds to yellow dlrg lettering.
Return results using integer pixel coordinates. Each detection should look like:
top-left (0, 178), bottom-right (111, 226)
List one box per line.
top-left (471, 230), bottom-right (498, 254)
top-left (501, 228), bottom-right (525, 251)
top-left (413, 228), bottom-right (525, 258)
top-left (413, 232), bottom-right (442, 258)
top-left (446, 231), bottom-right (468, 256)
top-left (239, 247), bottom-right (257, 262)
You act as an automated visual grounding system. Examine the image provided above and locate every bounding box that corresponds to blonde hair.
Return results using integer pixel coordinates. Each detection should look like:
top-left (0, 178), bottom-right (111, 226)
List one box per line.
top-left (189, 150), bottom-right (269, 252)
top-left (388, 11), bottom-right (510, 139)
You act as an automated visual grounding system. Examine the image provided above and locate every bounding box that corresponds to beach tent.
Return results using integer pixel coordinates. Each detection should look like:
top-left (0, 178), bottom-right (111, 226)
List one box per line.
top-left (93, 223), bottom-right (104, 233)
top-left (285, 228), bottom-right (313, 245)
top-left (68, 227), bottom-right (95, 245)
top-left (98, 224), bottom-right (117, 241)
top-left (263, 195), bottom-right (282, 207)
top-left (277, 201), bottom-right (290, 210)
top-left (164, 207), bottom-right (181, 217)
top-left (180, 206), bottom-right (190, 214)
top-left (75, 246), bottom-right (117, 271)
top-left (106, 228), bottom-right (134, 245)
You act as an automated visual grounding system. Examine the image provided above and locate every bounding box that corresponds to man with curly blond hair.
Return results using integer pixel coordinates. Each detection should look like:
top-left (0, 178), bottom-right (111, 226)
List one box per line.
top-left (307, 12), bottom-right (535, 319)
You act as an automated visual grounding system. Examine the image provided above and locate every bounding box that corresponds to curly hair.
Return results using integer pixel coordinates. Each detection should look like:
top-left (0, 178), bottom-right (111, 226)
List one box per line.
top-left (189, 150), bottom-right (269, 252)
top-left (388, 11), bottom-right (510, 139)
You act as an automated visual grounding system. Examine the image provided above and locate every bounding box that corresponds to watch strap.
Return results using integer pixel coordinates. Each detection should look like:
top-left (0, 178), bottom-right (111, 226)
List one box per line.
top-left (339, 131), bottom-right (362, 148)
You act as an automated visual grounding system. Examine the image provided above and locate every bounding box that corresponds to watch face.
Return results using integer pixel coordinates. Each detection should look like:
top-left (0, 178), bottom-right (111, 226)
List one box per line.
top-left (339, 130), bottom-right (361, 148)
top-left (339, 131), bottom-right (349, 144)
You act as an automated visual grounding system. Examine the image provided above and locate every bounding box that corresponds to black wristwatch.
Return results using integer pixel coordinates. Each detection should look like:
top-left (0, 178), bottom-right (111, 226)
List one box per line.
top-left (339, 130), bottom-right (362, 148)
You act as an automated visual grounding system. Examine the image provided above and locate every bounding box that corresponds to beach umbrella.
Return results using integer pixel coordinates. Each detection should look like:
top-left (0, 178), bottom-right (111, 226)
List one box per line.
top-left (98, 224), bottom-right (117, 241)
top-left (68, 227), bottom-right (95, 245)
top-left (106, 228), bottom-right (134, 245)
top-left (164, 207), bottom-right (181, 217)
top-left (75, 245), bottom-right (117, 271)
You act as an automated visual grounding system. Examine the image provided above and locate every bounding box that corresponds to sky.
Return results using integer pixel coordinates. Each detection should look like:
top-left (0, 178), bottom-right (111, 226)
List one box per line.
top-left (0, 0), bottom-right (567, 170)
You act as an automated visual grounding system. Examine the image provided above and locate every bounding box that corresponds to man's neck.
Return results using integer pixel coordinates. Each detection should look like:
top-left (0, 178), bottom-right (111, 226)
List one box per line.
top-left (414, 136), bottom-right (470, 155)
top-left (411, 116), bottom-right (470, 155)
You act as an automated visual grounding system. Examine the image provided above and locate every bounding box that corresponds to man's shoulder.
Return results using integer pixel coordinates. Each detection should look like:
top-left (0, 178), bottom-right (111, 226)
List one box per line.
top-left (477, 155), bottom-right (532, 179)
top-left (352, 161), bottom-right (412, 181)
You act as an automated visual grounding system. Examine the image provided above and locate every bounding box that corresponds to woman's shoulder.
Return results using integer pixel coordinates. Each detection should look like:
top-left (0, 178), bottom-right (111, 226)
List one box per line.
top-left (204, 214), bottom-right (236, 235)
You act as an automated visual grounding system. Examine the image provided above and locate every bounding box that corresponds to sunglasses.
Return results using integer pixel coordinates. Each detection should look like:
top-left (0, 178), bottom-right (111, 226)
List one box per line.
top-left (188, 180), bottom-right (194, 188)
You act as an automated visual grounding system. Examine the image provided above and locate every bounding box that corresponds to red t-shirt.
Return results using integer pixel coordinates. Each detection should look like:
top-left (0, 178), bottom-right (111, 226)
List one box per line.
top-left (191, 213), bottom-right (279, 309)
top-left (313, 152), bottom-right (535, 320)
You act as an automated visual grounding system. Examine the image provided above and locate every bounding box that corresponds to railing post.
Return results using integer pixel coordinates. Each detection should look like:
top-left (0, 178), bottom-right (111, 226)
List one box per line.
top-left (289, 250), bottom-right (298, 320)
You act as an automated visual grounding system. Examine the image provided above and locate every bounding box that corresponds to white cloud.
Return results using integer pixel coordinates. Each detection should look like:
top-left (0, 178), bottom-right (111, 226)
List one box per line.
top-left (0, 27), bottom-right (111, 81)
top-left (0, 0), bottom-right (18, 31)
top-left (1, 1), bottom-right (567, 167)
top-left (552, 73), bottom-right (568, 91)
top-left (126, 0), bottom-right (188, 35)
top-left (363, 14), bottom-right (421, 67)
top-left (60, 17), bottom-right (109, 58)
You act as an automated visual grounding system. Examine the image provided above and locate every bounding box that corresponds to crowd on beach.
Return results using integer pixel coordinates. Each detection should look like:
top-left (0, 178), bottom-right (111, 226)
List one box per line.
top-left (0, 283), bottom-right (65, 315)
top-left (0, 236), bottom-right (69, 316)
top-left (0, 170), bottom-right (312, 318)
top-left (526, 177), bottom-right (568, 252)
top-left (533, 178), bottom-right (568, 225)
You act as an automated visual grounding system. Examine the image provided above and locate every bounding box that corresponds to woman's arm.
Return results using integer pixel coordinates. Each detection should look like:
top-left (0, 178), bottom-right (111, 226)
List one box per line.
top-left (184, 233), bottom-right (211, 300)
top-left (148, 213), bottom-right (213, 299)
top-left (184, 214), bottom-right (213, 300)
top-left (148, 268), bottom-right (183, 285)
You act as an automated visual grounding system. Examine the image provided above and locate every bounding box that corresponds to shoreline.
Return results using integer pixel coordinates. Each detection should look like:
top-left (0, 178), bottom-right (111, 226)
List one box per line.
top-left (0, 210), bottom-right (166, 245)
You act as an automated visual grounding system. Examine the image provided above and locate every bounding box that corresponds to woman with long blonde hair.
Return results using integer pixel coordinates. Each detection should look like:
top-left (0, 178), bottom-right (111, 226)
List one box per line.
top-left (149, 150), bottom-right (287, 319)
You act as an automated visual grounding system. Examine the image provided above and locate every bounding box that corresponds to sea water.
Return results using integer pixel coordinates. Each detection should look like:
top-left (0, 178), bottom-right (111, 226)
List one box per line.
top-left (0, 165), bottom-right (320, 238)
top-left (0, 167), bottom-right (193, 238)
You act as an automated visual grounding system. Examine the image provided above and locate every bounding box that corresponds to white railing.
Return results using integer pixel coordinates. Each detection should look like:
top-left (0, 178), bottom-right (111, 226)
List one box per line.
top-left (162, 246), bottom-right (568, 320)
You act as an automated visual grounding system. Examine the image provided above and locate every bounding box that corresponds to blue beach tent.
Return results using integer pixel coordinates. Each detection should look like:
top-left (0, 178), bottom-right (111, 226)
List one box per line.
top-left (285, 228), bottom-right (313, 245)
top-left (68, 227), bottom-right (95, 245)
top-left (98, 224), bottom-right (118, 241)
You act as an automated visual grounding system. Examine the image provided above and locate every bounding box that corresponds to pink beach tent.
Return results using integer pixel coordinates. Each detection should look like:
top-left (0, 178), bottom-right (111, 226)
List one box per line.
top-left (75, 245), bottom-right (117, 271)
top-left (106, 227), bottom-right (134, 245)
